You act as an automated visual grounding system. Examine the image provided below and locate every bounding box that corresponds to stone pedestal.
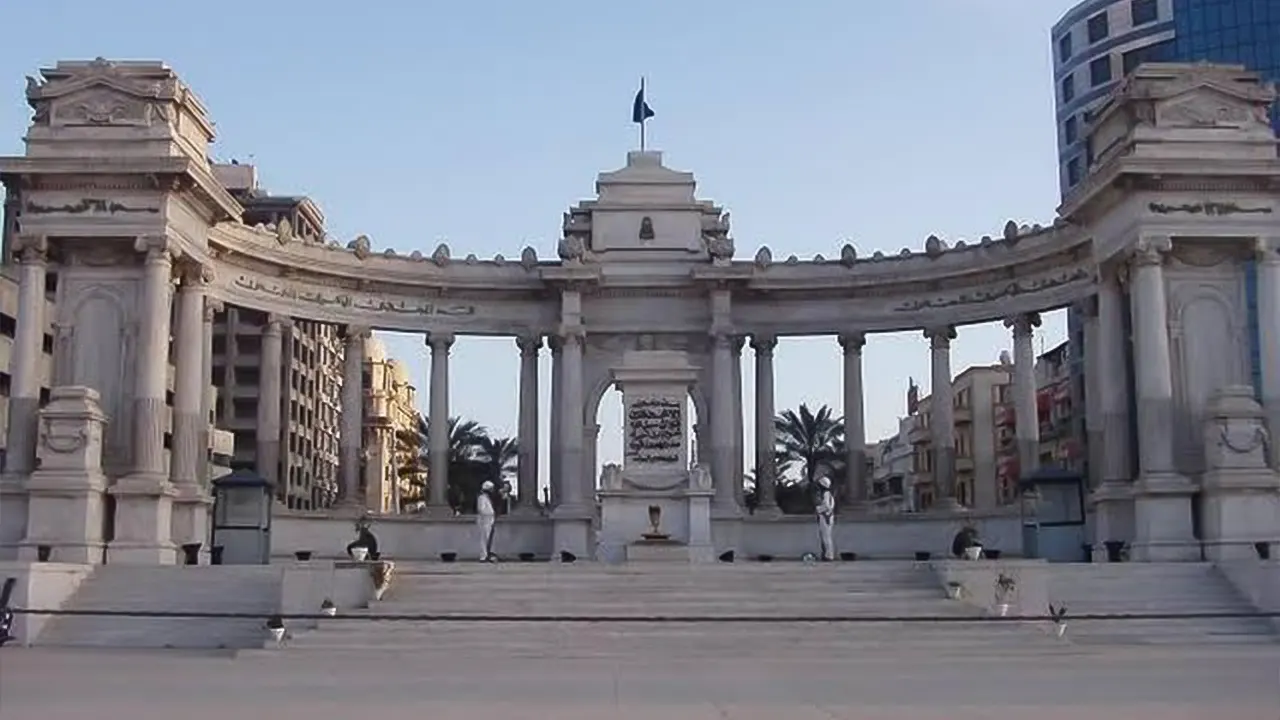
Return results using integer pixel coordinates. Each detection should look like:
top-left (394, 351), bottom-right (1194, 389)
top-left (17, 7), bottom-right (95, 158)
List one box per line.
top-left (1199, 387), bottom-right (1280, 560)
top-left (1131, 474), bottom-right (1200, 561)
top-left (170, 483), bottom-right (213, 559)
top-left (551, 506), bottom-right (593, 561)
top-left (108, 477), bottom-right (178, 565)
top-left (1088, 482), bottom-right (1135, 561)
top-left (19, 387), bottom-right (110, 564)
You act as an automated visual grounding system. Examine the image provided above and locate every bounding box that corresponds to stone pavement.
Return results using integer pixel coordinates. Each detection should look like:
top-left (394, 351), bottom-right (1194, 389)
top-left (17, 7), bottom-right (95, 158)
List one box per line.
top-left (1, 645), bottom-right (1278, 719)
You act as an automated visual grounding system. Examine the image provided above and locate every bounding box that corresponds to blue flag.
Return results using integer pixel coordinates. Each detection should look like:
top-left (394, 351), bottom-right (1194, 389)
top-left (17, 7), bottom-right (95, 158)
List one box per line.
top-left (632, 82), bottom-right (655, 124)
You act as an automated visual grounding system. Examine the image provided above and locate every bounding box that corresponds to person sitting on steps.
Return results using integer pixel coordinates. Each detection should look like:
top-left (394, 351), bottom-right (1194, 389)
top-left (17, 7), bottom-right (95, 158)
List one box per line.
top-left (347, 514), bottom-right (381, 561)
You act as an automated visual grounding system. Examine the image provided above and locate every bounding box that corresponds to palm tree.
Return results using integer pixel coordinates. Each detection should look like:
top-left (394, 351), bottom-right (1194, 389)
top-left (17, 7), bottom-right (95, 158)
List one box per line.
top-left (476, 435), bottom-right (519, 486)
top-left (413, 415), bottom-right (491, 511)
top-left (774, 403), bottom-right (845, 486)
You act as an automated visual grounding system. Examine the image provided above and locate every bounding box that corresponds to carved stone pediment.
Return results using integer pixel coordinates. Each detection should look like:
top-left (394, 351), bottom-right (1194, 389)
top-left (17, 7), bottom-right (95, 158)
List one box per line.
top-left (26, 59), bottom-right (184, 129)
top-left (1156, 90), bottom-right (1264, 129)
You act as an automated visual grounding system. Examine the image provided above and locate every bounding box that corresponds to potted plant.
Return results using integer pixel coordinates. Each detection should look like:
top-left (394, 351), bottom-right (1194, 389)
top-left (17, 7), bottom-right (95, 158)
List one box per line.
top-left (371, 561), bottom-right (395, 601)
top-left (840, 551), bottom-right (857, 562)
top-left (320, 598), bottom-right (337, 617)
top-left (757, 553), bottom-right (774, 563)
top-left (993, 572), bottom-right (1016, 617)
top-left (1049, 603), bottom-right (1068, 638)
top-left (914, 551), bottom-right (931, 562)
top-left (945, 581), bottom-right (964, 600)
top-left (264, 615), bottom-right (286, 645)
top-left (518, 552), bottom-right (536, 562)
top-left (440, 551), bottom-right (457, 563)
top-left (294, 550), bottom-right (313, 562)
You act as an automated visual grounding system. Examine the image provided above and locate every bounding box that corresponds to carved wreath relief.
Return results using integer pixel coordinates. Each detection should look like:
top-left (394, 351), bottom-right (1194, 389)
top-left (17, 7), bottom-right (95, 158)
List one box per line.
top-left (626, 397), bottom-right (683, 464)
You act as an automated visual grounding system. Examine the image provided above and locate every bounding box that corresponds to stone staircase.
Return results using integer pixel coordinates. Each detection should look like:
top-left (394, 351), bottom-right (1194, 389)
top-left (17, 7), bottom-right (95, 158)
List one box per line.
top-left (36, 566), bottom-right (284, 649)
top-left (277, 561), bottom-right (1059, 659)
top-left (1046, 563), bottom-right (1277, 646)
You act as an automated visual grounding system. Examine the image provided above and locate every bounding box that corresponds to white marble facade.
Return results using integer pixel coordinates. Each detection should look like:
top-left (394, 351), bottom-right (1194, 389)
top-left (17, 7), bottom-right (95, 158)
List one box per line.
top-left (0, 59), bottom-right (1277, 563)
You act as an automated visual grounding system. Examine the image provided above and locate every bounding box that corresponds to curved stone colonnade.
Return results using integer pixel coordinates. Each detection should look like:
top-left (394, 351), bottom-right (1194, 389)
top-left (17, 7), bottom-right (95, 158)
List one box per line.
top-left (0, 58), bottom-right (1277, 564)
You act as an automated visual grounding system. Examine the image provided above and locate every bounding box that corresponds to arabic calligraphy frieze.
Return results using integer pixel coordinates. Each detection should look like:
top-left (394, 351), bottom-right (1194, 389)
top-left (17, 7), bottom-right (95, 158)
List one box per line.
top-left (229, 274), bottom-right (477, 318)
top-left (626, 397), bottom-right (683, 464)
top-left (894, 267), bottom-right (1093, 313)
top-left (1148, 202), bottom-right (1272, 216)
top-left (25, 198), bottom-right (159, 215)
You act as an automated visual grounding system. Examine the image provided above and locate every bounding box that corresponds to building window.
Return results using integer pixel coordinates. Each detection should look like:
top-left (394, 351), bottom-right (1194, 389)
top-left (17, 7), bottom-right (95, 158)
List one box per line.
top-left (1089, 56), bottom-right (1112, 87)
top-left (1061, 74), bottom-right (1075, 104)
top-left (1130, 0), bottom-right (1157, 26)
top-left (1067, 157), bottom-right (1083, 187)
top-left (1058, 33), bottom-right (1073, 63)
top-left (1087, 12), bottom-right (1109, 44)
top-left (1064, 115), bottom-right (1078, 145)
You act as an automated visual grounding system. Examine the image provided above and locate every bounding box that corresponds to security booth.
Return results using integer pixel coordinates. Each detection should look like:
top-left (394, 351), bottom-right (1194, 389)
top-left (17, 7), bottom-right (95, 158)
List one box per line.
top-left (211, 469), bottom-right (274, 565)
top-left (1018, 466), bottom-right (1087, 562)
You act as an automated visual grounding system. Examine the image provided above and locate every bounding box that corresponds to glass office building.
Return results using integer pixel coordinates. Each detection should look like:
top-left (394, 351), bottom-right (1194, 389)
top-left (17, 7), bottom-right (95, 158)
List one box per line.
top-left (1054, 0), bottom-right (1278, 450)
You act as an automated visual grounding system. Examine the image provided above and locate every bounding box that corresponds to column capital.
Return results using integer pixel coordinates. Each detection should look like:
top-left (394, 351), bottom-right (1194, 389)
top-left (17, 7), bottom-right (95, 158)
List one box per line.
top-left (750, 332), bottom-right (778, 354)
top-left (426, 331), bottom-right (456, 350)
top-left (1075, 294), bottom-right (1099, 319)
top-left (923, 325), bottom-right (956, 348)
top-left (13, 234), bottom-right (48, 264)
top-left (1254, 237), bottom-right (1280, 265)
top-left (838, 332), bottom-right (866, 354)
top-left (730, 334), bottom-right (746, 353)
top-left (264, 315), bottom-right (289, 336)
top-left (557, 326), bottom-right (586, 344)
top-left (1131, 235), bottom-right (1172, 268)
top-left (134, 234), bottom-right (175, 264)
top-left (709, 331), bottom-right (734, 350)
top-left (547, 334), bottom-right (564, 353)
top-left (516, 334), bottom-right (543, 357)
top-left (1003, 312), bottom-right (1042, 337)
top-left (178, 262), bottom-right (214, 288)
top-left (203, 299), bottom-right (224, 322)
top-left (343, 324), bottom-right (372, 343)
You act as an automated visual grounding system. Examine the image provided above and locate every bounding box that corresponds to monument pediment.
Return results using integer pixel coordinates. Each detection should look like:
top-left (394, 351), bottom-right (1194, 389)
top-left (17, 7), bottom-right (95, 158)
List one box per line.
top-left (1154, 87), bottom-right (1269, 130)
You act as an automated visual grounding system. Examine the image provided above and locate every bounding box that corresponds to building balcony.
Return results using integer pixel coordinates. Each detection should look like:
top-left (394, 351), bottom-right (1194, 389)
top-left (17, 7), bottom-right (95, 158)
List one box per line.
top-left (995, 405), bottom-right (1015, 427)
top-left (955, 455), bottom-right (974, 473)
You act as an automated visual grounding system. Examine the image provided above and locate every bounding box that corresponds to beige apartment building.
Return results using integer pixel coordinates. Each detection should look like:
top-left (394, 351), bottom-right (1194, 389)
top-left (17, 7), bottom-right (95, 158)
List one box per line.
top-left (210, 163), bottom-right (344, 512)
top-left (362, 336), bottom-right (423, 514)
top-left (906, 364), bottom-right (1012, 512)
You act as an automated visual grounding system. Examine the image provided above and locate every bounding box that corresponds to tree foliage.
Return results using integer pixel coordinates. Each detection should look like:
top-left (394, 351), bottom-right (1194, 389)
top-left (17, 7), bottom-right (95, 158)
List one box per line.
top-left (400, 415), bottom-right (520, 513)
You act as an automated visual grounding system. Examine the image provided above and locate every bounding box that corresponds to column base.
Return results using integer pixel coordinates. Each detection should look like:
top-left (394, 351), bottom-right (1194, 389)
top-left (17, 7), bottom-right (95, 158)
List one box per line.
top-left (1199, 470), bottom-right (1280, 561)
top-left (552, 512), bottom-right (592, 561)
top-left (170, 483), bottom-right (213, 555)
top-left (19, 541), bottom-right (104, 564)
top-left (711, 500), bottom-right (743, 520)
top-left (108, 474), bottom-right (178, 565)
top-left (1131, 472), bottom-right (1200, 562)
top-left (22, 469), bottom-right (108, 565)
top-left (748, 502), bottom-right (783, 519)
top-left (1088, 481), bottom-right (1135, 559)
top-left (0, 476), bottom-right (31, 561)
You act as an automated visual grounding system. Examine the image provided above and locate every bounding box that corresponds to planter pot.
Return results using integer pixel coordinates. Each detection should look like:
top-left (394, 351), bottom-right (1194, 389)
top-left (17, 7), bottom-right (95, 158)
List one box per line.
top-left (719, 550), bottom-right (735, 563)
top-left (1054, 622), bottom-right (1067, 639)
top-left (182, 543), bottom-right (202, 566)
top-left (914, 551), bottom-right (931, 562)
top-left (1255, 541), bottom-right (1271, 560)
top-left (995, 603), bottom-right (1010, 617)
top-left (757, 554), bottom-right (774, 563)
top-left (294, 550), bottom-right (313, 562)
top-left (983, 549), bottom-right (1002, 560)
top-left (320, 605), bottom-right (337, 617)
top-left (559, 551), bottom-right (577, 563)
top-left (349, 546), bottom-right (369, 562)
top-left (840, 551), bottom-right (857, 562)
top-left (963, 546), bottom-right (983, 561)
top-left (518, 552), bottom-right (536, 562)
top-left (267, 626), bottom-right (285, 644)
top-left (36, 545), bottom-right (52, 562)
top-left (945, 584), bottom-right (962, 600)
top-left (1103, 540), bottom-right (1126, 563)
top-left (440, 552), bottom-right (457, 563)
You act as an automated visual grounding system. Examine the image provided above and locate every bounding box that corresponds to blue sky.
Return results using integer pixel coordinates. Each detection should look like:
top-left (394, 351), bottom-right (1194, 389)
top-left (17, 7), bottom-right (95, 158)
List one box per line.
top-left (0, 0), bottom-right (1083, 485)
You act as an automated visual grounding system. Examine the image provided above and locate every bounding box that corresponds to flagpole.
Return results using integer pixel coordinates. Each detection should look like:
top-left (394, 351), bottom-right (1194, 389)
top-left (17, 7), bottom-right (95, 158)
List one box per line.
top-left (639, 76), bottom-right (647, 151)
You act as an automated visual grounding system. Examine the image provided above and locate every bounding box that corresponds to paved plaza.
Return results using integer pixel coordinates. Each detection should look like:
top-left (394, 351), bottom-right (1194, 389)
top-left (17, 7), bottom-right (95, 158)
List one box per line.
top-left (1, 645), bottom-right (1277, 718)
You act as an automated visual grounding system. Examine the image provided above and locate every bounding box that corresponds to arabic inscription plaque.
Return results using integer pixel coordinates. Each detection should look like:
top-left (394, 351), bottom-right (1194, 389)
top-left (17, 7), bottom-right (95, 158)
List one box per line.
top-left (626, 397), bottom-right (683, 464)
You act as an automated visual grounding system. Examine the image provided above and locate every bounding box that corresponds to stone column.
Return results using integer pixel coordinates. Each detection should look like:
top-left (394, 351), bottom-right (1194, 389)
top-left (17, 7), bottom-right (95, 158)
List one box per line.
top-left (731, 336), bottom-right (746, 505)
top-left (427, 332), bottom-right (454, 510)
top-left (515, 334), bottom-right (541, 512)
top-left (751, 333), bottom-right (779, 512)
top-left (925, 325), bottom-right (960, 510)
top-left (198, 300), bottom-right (222, 487)
top-left (110, 236), bottom-right (178, 564)
top-left (339, 326), bottom-right (368, 508)
top-left (256, 316), bottom-right (285, 488)
top-left (0, 235), bottom-right (48, 558)
top-left (1006, 313), bottom-right (1042, 476)
top-left (710, 332), bottom-right (738, 514)
top-left (1254, 238), bottom-right (1280, 468)
top-left (169, 264), bottom-right (213, 552)
top-left (548, 336), bottom-right (563, 507)
top-left (1080, 298), bottom-right (1104, 491)
top-left (1090, 272), bottom-right (1136, 555)
top-left (840, 332), bottom-right (868, 507)
top-left (555, 330), bottom-right (586, 510)
top-left (583, 423), bottom-right (599, 499)
top-left (1128, 237), bottom-right (1196, 560)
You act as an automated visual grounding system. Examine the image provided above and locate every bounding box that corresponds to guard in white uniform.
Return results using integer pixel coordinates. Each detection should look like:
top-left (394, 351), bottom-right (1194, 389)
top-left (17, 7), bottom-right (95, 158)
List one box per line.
top-left (815, 475), bottom-right (836, 561)
top-left (477, 480), bottom-right (496, 562)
